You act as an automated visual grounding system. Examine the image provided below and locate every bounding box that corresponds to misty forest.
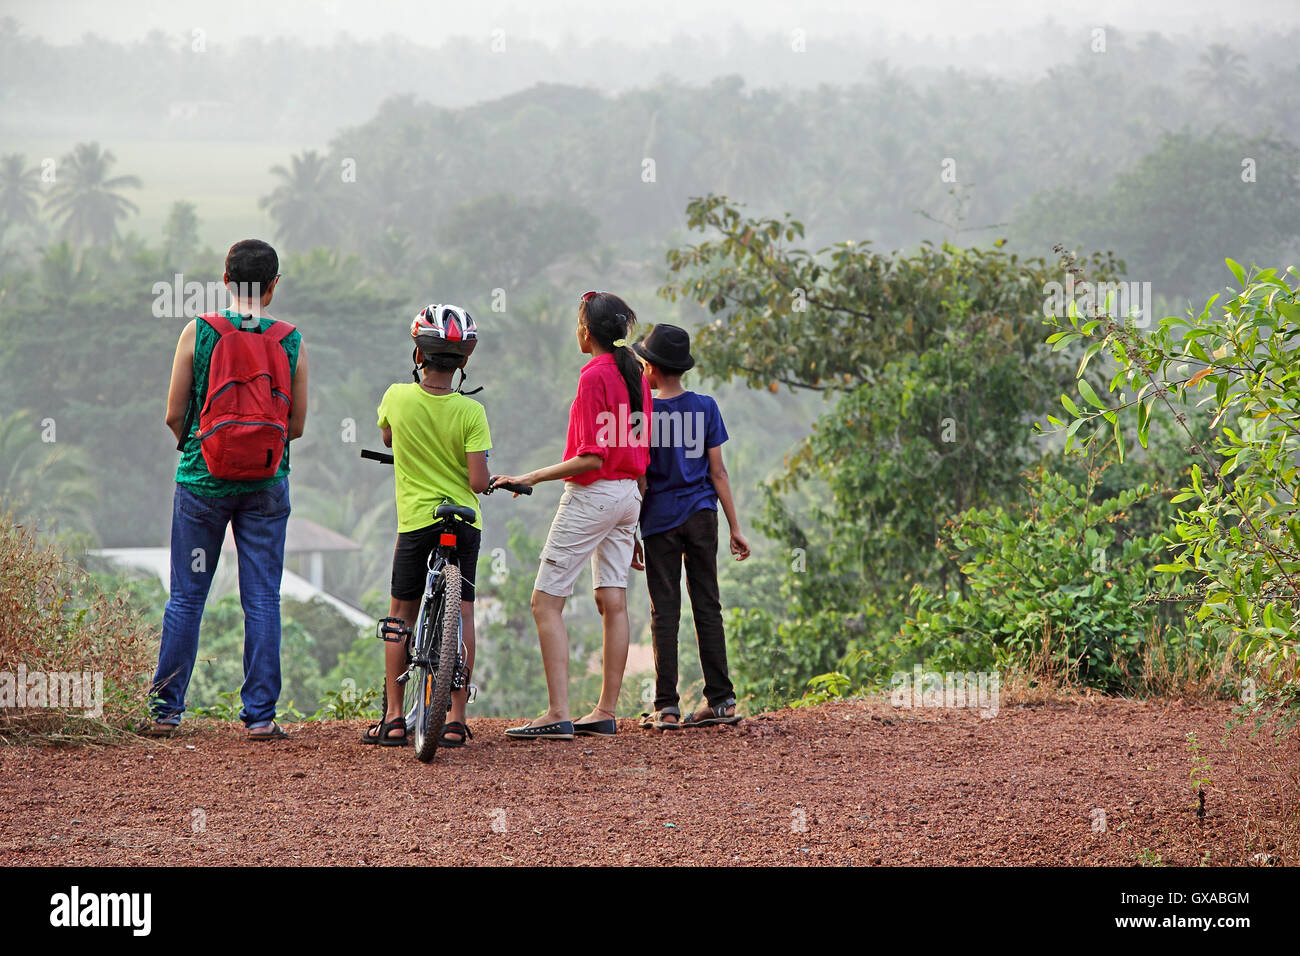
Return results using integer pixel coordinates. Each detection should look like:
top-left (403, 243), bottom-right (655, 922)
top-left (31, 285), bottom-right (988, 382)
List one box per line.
top-left (2, 14), bottom-right (1298, 732)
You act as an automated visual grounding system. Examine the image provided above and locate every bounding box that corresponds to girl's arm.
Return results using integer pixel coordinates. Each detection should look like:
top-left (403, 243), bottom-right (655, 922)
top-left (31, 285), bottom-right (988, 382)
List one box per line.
top-left (491, 453), bottom-right (602, 491)
top-left (707, 445), bottom-right (750, 560)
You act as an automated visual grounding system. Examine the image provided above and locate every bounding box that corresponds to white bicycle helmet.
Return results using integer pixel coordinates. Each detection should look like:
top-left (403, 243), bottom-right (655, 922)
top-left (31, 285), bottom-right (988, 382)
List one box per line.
top-left (411, 304), bottom-right (477, 358)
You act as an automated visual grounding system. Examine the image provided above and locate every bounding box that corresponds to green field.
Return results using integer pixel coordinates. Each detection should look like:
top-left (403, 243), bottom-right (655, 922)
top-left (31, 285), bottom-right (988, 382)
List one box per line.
top-left (16, 139), bottom-right (316, 250)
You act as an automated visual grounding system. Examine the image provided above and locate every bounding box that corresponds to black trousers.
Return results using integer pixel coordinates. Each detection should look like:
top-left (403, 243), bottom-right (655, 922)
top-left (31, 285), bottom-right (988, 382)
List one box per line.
top-left (643, 507), bottom-right (735, 711)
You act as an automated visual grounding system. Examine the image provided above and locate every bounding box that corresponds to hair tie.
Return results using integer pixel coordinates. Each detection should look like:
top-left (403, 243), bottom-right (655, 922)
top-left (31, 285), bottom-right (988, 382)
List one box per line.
top-left (613, 338), bottom-right (628, 348)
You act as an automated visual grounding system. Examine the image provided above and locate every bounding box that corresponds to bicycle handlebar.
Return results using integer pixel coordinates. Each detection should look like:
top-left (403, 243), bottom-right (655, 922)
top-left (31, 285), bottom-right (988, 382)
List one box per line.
top-left (485, 478), bottom-right (533, 496)
top-left (360, 449), bottom-right (533, 496)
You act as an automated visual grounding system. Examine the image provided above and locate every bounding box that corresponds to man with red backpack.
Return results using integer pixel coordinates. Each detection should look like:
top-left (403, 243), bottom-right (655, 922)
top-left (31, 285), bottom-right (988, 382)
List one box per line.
top-left (144, 239), bottom-right (309, 740)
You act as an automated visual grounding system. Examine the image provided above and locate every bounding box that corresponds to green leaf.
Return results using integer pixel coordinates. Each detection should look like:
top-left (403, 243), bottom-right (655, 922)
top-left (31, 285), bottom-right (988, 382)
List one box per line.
top-left (1078, 379), bottom-right (1106, 410)
top-left (1226, 257), bottom-right (1246, 288)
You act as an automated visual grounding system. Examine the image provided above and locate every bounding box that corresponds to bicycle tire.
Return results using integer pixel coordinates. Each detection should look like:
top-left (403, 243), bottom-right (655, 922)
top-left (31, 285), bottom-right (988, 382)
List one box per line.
top-left (403, 575), bottom-right (442, 736)
top-left (413, 563), bottom-right (461, 763)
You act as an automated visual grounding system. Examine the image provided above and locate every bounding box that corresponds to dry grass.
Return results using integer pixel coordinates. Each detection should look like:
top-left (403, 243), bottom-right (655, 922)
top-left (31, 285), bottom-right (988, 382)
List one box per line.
top-left (0, 512), bottom-right (155, 743)
top-left (998, 621), bottom-right (1243, 709)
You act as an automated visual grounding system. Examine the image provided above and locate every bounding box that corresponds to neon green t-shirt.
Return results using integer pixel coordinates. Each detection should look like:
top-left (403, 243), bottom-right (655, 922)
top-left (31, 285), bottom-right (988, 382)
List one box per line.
top-left (377, 384), bottom-right (492, 532)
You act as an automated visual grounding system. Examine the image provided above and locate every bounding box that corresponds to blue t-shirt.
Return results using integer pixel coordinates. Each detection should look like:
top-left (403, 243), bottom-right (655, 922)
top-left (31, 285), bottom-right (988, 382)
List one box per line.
top-left (640, 391), bottom-right (728, 537)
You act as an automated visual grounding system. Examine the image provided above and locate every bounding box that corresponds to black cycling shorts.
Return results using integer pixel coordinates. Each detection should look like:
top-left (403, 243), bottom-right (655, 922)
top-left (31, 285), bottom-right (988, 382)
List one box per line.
top-left (390, 522), bottom-right (481, 602)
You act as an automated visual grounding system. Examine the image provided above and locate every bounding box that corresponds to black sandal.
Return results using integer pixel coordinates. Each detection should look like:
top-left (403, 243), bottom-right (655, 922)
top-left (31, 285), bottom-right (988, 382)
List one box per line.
top-left (637, 709), bottom-right (681, 731)
top-left (681, 698), bottom-right (742, 727)
top-left (440, 721), bottom-right (472, 748)
top-left (248, 721), bottom-right (289, 741)
top-left (361, 717), bottom-right (409, 746)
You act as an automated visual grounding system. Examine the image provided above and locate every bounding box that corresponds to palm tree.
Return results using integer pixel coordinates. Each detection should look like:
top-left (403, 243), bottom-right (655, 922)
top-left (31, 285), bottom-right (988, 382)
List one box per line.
top-left (0, 153), bottom-right (41, 230)
top-left (44, 143), bottom-right (142, 246)
top-left (37, 242), bottom-right (90, 302)
top-left (0, 410), bottom-right (98, 537)
top-left (1190, 44), bottom-right (1251, 106)
top-left (259, 150), bottom-right (345, 251)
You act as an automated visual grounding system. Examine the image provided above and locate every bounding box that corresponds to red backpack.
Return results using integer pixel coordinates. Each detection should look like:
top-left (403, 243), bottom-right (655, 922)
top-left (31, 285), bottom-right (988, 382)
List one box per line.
top-left (194, 313), bottom-right (296, 481)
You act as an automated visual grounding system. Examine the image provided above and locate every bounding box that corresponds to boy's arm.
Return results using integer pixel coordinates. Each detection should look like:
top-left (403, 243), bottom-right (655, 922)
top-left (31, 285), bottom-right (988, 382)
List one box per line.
top-left (707, 445), bottom-right (750, 560)
top-left (381, 426), bottom-right (393, 448)
top-left (164, 320), bottom-right (196, 443)
top-left (466, 450), bottom-right (490, 494)
top-left (288, 345), bottom-right (308, 441)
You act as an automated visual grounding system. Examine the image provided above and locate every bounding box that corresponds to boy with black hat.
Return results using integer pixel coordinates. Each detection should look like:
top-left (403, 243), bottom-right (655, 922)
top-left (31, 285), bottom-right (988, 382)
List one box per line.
top-left (631, 323), bottom-right (750, 730)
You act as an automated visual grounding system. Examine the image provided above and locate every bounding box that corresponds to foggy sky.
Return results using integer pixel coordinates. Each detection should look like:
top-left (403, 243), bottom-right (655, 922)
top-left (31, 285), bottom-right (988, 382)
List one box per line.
top-left (8, 0), bottom-right (1299, 48)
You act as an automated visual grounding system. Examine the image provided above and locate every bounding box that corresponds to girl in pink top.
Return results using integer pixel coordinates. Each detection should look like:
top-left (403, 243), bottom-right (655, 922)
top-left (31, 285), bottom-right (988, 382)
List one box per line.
top-left (490, 291), bottom-right (651, 740)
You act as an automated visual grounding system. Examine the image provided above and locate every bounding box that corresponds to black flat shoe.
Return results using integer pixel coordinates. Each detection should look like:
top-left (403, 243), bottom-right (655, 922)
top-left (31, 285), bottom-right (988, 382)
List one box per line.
top-left (505, 719), bottom-right (574, 741)
top-left (573, 718), bottom-right (617, 736)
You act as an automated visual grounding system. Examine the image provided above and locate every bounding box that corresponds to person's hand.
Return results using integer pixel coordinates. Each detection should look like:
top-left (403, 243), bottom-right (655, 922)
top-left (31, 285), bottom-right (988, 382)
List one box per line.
top-left (631, 537), bottom-right (645, 571)
top-left (729, 529), bottom-right (751, 561)
top-left (489, 473), bottom-right (536, 497)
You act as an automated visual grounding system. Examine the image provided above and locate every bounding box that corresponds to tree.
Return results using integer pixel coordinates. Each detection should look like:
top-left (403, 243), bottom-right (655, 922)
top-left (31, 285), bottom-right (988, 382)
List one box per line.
top-left (0, 409), bottom-right (98, 537)
top-left (1012, 132), bottom-right (1300, 303)
top-left (659, 196), bottom-right (1123, 702)
top-left (1048, 256), bottom-right (1300, 726)
top-left (259, 150), bottom-right (346, 252)
top-left (44, 142), bottom-right (141, 246)
top-left (0, 153), bottom-right (41, 233)
top-left (161, 200), bottom-right (201, 266)
top-left (440, 193), bottom-right (600, 289)
top-left (1190, 44), bottom-right (1252, 107)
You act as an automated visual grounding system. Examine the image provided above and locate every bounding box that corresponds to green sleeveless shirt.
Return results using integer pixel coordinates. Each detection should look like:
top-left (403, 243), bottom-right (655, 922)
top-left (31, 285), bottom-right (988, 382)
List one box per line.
top-left (174, 309), bottom-right (302, 497)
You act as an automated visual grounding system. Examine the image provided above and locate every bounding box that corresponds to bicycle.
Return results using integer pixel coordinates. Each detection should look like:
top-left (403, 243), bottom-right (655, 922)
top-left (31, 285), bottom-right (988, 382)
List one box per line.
top-left (362, 448), bottom-right (531, 761)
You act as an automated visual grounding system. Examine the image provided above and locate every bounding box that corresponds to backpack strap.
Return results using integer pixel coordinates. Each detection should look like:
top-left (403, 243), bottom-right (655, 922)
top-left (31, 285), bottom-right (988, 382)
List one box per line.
top-left (198, 313), bottom-right (296, 340)
top-left (198, 312), bottom-right (235, 336)
top-left (176, 315), bottom-right (224, 451)
top-left (261, 320), bottom-right (297, 343)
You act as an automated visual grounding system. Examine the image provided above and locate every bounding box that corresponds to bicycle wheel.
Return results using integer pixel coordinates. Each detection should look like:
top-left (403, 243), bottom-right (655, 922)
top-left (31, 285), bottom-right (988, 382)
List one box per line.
top-left (400, 580), bottom-right (436, 738)
top-left (412, 564), bottom-right (461, 763)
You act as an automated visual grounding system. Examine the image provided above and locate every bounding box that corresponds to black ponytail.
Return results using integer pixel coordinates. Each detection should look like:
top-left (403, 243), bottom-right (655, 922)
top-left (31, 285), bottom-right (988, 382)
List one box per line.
top-left (581, 292), bottom-right (644, 418)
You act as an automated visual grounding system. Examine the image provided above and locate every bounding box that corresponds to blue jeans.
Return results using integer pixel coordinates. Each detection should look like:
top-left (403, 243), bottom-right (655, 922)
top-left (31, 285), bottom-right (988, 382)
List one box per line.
top-left (150, 479), bottom-right (291, 727)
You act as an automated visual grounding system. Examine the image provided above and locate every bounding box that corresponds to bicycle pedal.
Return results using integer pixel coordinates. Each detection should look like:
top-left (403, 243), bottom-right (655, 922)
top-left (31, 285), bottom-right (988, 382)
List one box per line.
top-left (376, 616), bottom-right (410, 643)
top-left (395, 672), bottom-right (410, 686)
top-left (466, 684), bottom-right (478, 704)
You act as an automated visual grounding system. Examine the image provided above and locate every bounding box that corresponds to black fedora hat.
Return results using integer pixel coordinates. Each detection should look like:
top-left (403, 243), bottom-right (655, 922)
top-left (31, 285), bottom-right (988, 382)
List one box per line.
top-left (631, 323), bottom-right (695, 372)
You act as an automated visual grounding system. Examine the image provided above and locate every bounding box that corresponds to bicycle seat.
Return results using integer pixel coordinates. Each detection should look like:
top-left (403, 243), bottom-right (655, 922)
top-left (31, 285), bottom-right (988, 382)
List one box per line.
top-left (434, 504), bottom-right (477, 523)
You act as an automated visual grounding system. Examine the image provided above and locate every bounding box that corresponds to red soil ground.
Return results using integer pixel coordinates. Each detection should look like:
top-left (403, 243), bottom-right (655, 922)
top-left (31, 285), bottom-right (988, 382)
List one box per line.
top-left (2, 697), bottom-right (1296, 866)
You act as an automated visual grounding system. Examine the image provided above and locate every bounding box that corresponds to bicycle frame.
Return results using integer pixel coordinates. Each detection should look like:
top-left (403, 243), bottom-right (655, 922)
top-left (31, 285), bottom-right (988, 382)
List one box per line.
top-left (411, 533), bottom-right (471, 695)
top-left (397, 514), bottom-right (474, 733)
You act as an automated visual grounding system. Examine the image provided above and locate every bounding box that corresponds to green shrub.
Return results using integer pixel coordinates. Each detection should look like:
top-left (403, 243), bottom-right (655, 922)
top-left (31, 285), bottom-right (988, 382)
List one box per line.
top-left (897, 468), bottom-right (1224, 693)
top-left (1048, 257), bottom-right (1300, 727)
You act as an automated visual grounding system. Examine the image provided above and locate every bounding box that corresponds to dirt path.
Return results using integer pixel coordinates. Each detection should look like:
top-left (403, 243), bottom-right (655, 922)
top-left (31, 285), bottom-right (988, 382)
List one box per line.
top-left (2, 698), bottom-right (1296, 866)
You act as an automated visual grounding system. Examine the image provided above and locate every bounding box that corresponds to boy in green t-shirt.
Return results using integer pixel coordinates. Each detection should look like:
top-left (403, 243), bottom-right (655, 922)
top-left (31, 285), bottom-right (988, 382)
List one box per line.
top-left (362, 305), bottom-right (492, 747)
